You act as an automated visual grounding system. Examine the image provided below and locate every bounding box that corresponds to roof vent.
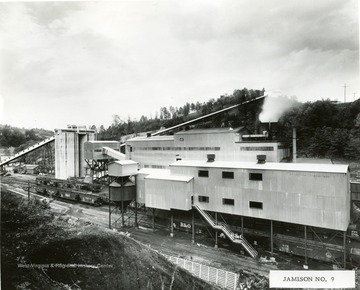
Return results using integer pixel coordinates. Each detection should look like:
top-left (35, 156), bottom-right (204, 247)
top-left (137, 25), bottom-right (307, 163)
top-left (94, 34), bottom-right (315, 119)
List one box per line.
top-left (207, 154), bottom-right (215, 163)
top-left (257, 155), bottom-right (266, 164)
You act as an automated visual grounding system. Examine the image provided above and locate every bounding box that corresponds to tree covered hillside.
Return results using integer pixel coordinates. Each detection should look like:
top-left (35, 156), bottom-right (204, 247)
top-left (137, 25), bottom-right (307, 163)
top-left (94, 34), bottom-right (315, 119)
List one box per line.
top-left (0, 125), bottom-right (53, 150)
top-left (96, 88), bottom-right (265, 140)
top-left (278, 99), bottom-right (360, 160)
top-left (2, 89), bottom-right (360, 163)
top-left (0, 125), bottom-right (54, 167)
top-left (96, 89), bottom-right (360, 162)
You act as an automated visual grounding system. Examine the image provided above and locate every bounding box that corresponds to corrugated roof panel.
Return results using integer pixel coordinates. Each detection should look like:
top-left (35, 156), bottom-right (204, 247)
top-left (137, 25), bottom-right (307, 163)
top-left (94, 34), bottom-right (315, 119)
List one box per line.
top-left (170, 160), bottom-right (349, 174)
top-left (138, 168), bottom-right (171, 175)
top-left (112, 160), bottom-right (138, 165)
top-left (87, 141), bottom-right (119, 144)
top-left (175, 127), bottom-right (245, 135)
top-left (127, 136), bottom-right (174, 142)
top-left (144, 169), bottom-right (193, 182)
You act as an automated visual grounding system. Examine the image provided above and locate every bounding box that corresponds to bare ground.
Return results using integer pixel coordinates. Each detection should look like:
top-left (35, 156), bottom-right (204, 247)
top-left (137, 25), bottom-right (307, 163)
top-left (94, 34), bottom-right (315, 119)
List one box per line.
top-left (1, 190), bottom-right (217, 290)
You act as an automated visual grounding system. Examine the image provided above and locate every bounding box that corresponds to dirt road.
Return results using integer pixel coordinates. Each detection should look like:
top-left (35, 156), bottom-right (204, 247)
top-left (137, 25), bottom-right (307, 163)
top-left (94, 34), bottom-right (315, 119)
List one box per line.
top-left (2, 182), bottom-right (276, 278)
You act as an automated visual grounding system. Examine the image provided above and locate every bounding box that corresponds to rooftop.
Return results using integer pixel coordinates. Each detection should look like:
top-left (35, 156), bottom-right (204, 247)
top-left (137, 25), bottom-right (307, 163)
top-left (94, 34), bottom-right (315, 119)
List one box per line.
top-left (138, 168), bottom-right (171, 175)
top-left (110, 160), bottom-right (138, 166)
top-left (170, 160), bottom-right (349, 174)
top-left (25, 164), bottom-right (39, 169)
top-left (174, 127), bottom-right (246, 135)
top-left (87, 141), bottom-right (119, 144)
top-left (145, 171), bottom-right (193, 182)
top-left (127, 136), bottom-right (174, 142)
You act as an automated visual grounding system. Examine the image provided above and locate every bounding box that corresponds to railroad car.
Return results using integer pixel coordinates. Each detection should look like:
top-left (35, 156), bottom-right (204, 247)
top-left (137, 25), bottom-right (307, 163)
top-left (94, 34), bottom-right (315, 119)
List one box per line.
top-left (35, 176), bottom-right (106, 206)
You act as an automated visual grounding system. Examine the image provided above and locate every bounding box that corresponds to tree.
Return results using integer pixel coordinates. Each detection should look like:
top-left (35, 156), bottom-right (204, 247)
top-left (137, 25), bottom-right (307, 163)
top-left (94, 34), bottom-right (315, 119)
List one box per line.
top-left (183, 103), bottom-right (190, 117)
top-left (90, 125), bottom-right (97, 132)
top-left (160, 107), bottom-right (171, 120)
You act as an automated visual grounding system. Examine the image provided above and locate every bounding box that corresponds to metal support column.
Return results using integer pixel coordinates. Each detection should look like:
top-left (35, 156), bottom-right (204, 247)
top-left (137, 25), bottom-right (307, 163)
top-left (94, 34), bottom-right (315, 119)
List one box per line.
top-left (241, 216), bottom-right (244, 235)
top-left (152, 208), bottom-right (155, 232)
top-left (121, 177), bottom-right (124, 227)
top-left (170, 211), bottom-right (174, 237)
top-left (270, 220), bottom-right (273, 254)
top-left (27, 180), bottom-right (30, 202)
top-left (305, 225), bottom-right (308, 265)
top-left (134, 192), bottom-right (138, 229)
top-left (344, 231), bottom-right (347, 269)
top-left (108, 186), bottom-right (111, 229)
top-left (215, 212), bottom-right (218, 248)
top-left (192, 209), bottom-right (195, 243)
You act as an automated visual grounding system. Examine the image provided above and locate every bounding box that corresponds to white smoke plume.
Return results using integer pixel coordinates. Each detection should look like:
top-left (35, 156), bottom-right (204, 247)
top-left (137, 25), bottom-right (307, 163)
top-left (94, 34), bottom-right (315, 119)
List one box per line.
top-left (259, 91), bottom-right (299, 123)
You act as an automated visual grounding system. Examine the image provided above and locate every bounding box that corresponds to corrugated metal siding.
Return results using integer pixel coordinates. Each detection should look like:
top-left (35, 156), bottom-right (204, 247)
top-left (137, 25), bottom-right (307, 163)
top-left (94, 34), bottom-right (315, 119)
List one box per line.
top-left (144, 178), bottom-right (193, 210)
top-left (84, 141), bottom-right (119, 160)
top-left (55, 131), bottom-right (95, 179)
top-left (108, 161), bottom-right (138, 177)
top-left (126, 133), bottom-right (288, 167)
top-left (174, 165), bottom-right (350, 231)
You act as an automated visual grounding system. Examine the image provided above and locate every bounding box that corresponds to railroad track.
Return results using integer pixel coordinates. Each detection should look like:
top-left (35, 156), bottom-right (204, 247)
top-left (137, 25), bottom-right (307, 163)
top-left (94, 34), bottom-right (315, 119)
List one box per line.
top-left (2, 176), bottom-right (275, 279)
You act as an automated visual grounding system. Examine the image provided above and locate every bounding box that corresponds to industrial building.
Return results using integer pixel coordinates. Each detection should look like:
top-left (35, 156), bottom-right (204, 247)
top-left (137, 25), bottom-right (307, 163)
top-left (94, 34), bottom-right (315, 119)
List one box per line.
top-left (0, 97), bottom-right (355, 268)
top-left (54, 125), bottom-right (96, 179)
top-left (125, 126), bottom-right (290, 169)
top-left (135, 152), bottom-right (350, 263)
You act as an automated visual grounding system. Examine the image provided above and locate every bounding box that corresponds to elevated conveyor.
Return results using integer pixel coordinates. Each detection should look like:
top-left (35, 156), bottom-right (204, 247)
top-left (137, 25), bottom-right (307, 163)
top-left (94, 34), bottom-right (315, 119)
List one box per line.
top-left (102, 147), bottom-right (126, 160)
top-left (194, 203), bottom-right (258, 258)
top-left (152, 95), bottom-right (265, 136)
top-left (0, 136), bottom-right (55, 167)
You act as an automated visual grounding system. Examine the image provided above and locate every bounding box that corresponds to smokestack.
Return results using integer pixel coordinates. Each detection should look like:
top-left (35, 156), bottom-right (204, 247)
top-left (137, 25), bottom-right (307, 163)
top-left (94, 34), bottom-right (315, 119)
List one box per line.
top-left (292, 128), bottom-right (297, 163)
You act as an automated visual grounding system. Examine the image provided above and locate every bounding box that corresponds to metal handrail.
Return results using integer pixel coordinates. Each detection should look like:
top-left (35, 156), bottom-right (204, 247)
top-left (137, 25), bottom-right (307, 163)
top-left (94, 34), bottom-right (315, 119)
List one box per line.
top-left (194, 203), bottom-right (258, 258)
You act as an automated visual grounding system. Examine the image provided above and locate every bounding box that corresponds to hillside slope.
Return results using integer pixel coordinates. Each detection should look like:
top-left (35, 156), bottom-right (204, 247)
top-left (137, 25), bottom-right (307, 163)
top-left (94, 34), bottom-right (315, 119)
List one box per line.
top-left (1, 190), bottom-right (215, 289)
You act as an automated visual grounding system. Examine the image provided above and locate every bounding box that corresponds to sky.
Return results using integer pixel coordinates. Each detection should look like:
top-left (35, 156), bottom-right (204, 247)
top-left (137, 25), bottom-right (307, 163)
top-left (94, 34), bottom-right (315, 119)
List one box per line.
top-left (0, 0), bottom-right (358, 131)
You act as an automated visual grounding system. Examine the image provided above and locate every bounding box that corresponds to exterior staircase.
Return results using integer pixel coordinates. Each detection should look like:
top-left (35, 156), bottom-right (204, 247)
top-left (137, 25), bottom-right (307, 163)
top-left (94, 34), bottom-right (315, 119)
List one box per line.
top-left (193, 203), bottom-right (258, 258)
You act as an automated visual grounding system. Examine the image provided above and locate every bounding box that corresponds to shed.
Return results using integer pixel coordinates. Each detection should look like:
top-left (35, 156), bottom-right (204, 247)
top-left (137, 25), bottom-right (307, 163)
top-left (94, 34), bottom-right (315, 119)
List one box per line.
top-left (108, 160), bottom-right (138, 177)
top-left (25, 164), bottom-right (39, 175)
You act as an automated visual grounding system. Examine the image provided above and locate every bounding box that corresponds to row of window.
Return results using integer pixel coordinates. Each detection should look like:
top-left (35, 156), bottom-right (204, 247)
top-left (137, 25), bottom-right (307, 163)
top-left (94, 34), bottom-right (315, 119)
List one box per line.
top-left (133, 146), bottom-right (221, 151)
top-left (143, 165), bottom-right (167, 169)
top-left (198, 195), bottom-right (263, 209)
top-left (240, 146), bottom-right (274, 151)
top-left (133, 146), bottom-right (274, 152)
top-left (85, 149), bottom-right (120, 153)
top-left (198, 170), bottom-right (263, 181)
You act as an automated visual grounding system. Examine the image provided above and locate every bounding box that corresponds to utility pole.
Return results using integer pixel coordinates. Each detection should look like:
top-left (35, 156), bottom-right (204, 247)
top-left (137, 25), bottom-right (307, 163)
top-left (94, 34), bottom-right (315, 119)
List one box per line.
top-left (27, 180), bottom-right (30, 202)
top-left (343, 83), bottom-right (348, 103)
top-left (353, 93), bottom-right (357, 101)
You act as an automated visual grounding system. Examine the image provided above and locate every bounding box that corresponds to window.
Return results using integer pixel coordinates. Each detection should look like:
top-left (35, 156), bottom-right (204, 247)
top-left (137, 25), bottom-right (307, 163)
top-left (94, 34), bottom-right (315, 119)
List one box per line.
top-left (249, 173), bottom-right (262, 181)
top-left (222, 171), bottom-right (234, 179)
top-left (198, 170), bottom-right (209, 177)
top-left (223, 198), bottom-right (234, 205)
top-left (240, 146), bottom-right (274, 151)
top-left (198, 196), bottom-right (209, 203)
top-left (179, 138), bottom-right (184, 141)
top-left (249, 201), bottom-right (263, 209)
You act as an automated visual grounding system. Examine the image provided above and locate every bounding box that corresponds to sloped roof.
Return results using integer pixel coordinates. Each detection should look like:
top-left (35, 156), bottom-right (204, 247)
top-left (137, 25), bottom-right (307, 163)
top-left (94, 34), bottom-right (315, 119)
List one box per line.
top-left (25, 164), bottom-right (39, 170)
top-left (174, 127), bottom-right (247, 135)
top-left (171, 160), bottom-right (349, 174)
top-left (127, 136), bottom-right (174, 142)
